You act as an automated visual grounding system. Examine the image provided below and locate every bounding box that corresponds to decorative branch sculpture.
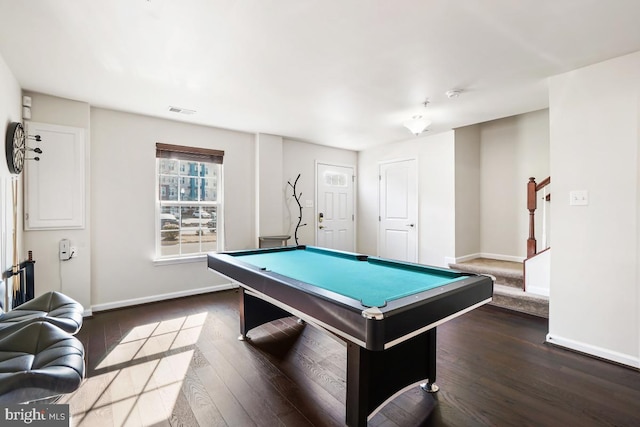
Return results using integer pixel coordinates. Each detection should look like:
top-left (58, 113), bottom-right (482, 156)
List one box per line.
top-left (287, 174), bottom-right (307, 244)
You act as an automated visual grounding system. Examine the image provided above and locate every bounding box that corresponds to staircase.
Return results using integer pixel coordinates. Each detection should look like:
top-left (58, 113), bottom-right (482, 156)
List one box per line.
top-left (449, 258), bottom-right (549, 318)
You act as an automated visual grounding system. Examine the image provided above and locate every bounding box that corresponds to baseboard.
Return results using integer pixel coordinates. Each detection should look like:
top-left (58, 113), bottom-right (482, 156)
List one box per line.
top-left (546, 333), bottom-right (639, 369)
top-left (443, 256), bottom-right (457, 266)
top-left (450, 253), bottom-right (481, 263)
top-left (451, 253), bottom-right (525, 263)
top-left (91, 283), bottom-right (238, 313)
top-left (480, 252), bottom-right (525, 263)
top-left (82, 308), bottom-right (93, 317)
top-left (525, 286), bottom-right (549, 297)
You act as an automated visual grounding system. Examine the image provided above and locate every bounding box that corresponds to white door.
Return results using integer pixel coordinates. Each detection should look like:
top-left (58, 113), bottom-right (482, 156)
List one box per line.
top-left (379, 159), bottom-right (418, 262)
top-left (316, 163), bottom-right (355, 252)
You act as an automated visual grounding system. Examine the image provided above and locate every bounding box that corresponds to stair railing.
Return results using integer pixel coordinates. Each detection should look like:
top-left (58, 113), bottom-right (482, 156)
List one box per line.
top-left (527, 176), bottom-right (550, 258)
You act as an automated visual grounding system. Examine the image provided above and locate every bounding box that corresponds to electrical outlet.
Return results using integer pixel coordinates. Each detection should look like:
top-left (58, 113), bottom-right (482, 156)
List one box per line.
top-left (59, 239), bottom-right (70, 260)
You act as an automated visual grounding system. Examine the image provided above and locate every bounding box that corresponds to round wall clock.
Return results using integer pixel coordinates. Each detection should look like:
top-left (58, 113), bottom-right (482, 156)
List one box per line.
top-left (5, 122), bottom-right (25, 174)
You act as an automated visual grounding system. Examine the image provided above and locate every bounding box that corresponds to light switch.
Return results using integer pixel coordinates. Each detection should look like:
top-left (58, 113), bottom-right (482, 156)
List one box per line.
top-left (569, 190), bottom-right (588, 206)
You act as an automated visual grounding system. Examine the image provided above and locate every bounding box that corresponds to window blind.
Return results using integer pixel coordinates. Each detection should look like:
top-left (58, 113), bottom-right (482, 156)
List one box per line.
top-left (156, 143), bottom-right (224, 164)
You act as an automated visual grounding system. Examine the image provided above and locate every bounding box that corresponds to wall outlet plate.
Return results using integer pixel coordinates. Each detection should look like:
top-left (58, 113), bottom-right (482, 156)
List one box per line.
top-left (569, 190), bottom-right (588, 206)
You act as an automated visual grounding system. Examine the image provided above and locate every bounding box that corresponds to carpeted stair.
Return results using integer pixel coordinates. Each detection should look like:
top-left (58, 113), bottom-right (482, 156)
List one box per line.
top-left (449, 258), bottom-right (549, 318)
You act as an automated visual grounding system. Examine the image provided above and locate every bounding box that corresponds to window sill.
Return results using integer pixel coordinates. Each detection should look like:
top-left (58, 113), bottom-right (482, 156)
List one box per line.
top-left (153, 254), bottom-right (208, 266)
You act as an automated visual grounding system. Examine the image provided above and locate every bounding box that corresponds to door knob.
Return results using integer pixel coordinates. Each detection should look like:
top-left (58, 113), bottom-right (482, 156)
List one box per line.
top-left (406, 223), bottom-right (415, 228)
top-left (319, 225), bottom-right (325, 229)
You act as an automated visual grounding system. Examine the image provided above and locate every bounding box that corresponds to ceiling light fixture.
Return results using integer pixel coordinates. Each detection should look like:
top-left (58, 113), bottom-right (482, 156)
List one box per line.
top-left (403, 100), bottom-right (432, 136)
top-left (446, 89), bottom-right (462, 99)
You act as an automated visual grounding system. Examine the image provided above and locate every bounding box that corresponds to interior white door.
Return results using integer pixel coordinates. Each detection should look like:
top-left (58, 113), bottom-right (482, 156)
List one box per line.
top-left (316, 163), bottom-right (354, 252)
top-left (379, 159), bottom-right (418, 262)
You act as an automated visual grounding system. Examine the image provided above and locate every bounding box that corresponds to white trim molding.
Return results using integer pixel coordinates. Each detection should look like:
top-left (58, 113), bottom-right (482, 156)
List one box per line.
top-left (91, 283), bottom-right (238, 313)
top-left (546, 333), bottom-right (639, 369)
top-left (453, 252), bottom-right (525, 264)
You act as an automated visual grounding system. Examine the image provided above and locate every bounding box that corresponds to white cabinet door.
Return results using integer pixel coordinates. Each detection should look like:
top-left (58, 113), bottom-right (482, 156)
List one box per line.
top-left (24, 122), bottom-right (85, 230)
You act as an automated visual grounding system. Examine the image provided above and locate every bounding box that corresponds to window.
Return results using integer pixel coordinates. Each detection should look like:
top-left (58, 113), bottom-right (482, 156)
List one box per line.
top-left (156, 143), bottom-right (224, 258)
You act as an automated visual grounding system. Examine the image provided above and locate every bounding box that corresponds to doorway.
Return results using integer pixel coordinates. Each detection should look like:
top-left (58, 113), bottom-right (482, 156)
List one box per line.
top-left (315, 163), bottom-right (355, 252)
top-left (378, 159), bottom-right (418, 262)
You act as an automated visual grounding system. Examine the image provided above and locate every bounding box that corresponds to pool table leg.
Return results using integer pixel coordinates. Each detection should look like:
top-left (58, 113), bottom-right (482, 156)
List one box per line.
top-left (345, 328), bottom-right (438, 427)
top-left (420, 327), bottom-right (439, 392)
top-left (346, 342), bottom-right (371, 427)
top-left (238, 288), bottom-right (294, 341)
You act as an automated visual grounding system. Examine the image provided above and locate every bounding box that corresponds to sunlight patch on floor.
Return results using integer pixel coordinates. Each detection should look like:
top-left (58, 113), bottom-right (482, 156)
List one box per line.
top-left (60, 312), bottom-right (207, 427)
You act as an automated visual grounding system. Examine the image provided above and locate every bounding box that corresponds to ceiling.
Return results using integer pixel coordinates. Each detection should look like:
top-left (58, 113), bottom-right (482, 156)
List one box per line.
top-left (1, 1), bottom-right (640, 151)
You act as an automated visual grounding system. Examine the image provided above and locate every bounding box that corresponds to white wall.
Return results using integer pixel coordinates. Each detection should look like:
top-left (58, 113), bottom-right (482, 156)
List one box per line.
top-left (479, 109), bottom-right (550, 260)
top-left (548, 51), bottom-right (640, 368)
top-left (256, 133), bottom-right (285, 243)
top-left (282, 139), bottom-right (357, 246)
top-left (0, 89), bottom-right (356, 311)
top-left (359, 117), bottom-right (548, 266)
top-left (90, 108), bottom-right (256, 309)
top-left (454, 124), bottom-right (481, 260)
top-left (358, 131), bottom-right (456, 266)
top-left (420, 133), bottom-right (456, 266)
top-left (0, 53), bottom-right (22, 309)
top-left (22, 92), bottom-right (92, 312)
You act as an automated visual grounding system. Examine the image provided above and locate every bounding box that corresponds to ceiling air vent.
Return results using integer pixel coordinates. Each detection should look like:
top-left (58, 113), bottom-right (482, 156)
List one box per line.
top-left (168, 106), bottom-right (196, 115)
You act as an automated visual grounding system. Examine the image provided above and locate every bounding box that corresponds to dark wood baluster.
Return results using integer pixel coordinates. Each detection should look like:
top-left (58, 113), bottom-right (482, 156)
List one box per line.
top-left (527, 177), bottom-right (537, 258)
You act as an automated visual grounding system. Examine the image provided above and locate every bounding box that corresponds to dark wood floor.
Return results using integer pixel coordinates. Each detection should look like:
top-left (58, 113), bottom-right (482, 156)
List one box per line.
top-left (63, 289), bottom-right (640, 426)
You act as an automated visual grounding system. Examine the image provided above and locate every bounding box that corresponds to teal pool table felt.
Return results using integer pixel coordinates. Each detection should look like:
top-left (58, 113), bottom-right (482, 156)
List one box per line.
top-left (234, 247), bottom-right (466, 307)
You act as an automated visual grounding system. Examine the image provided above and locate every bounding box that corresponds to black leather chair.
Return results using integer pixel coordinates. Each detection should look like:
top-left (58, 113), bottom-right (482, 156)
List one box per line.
top-left (0, 321), bottom-right (85, 403)
top-left (0, 291), bottom-right (83, 335)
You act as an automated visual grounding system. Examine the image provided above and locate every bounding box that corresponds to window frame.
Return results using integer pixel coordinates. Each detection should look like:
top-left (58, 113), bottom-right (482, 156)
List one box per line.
top-left (155, 143), bottom-right (224, 260)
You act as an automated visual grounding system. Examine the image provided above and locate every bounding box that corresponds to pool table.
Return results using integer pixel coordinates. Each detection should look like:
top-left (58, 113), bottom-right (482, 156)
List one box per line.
top-left (207, 245), bottom-right (493, 427)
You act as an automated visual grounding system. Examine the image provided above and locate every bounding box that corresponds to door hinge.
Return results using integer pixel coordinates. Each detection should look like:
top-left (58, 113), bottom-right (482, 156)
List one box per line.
top-left (379, 175), bottom-right (382, 181)
top-left (378, 216), bottom-right (381, 221)
top-left (352, 214), bottom-right (354, 221)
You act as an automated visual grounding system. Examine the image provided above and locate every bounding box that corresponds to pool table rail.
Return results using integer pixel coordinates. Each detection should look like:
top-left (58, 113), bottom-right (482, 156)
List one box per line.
top-left (207, 248), bottom-right (494, 352)
top-left (208, 253), bottom-right (371, 346)
top-left (207, 246), bottom-right (494, 427)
